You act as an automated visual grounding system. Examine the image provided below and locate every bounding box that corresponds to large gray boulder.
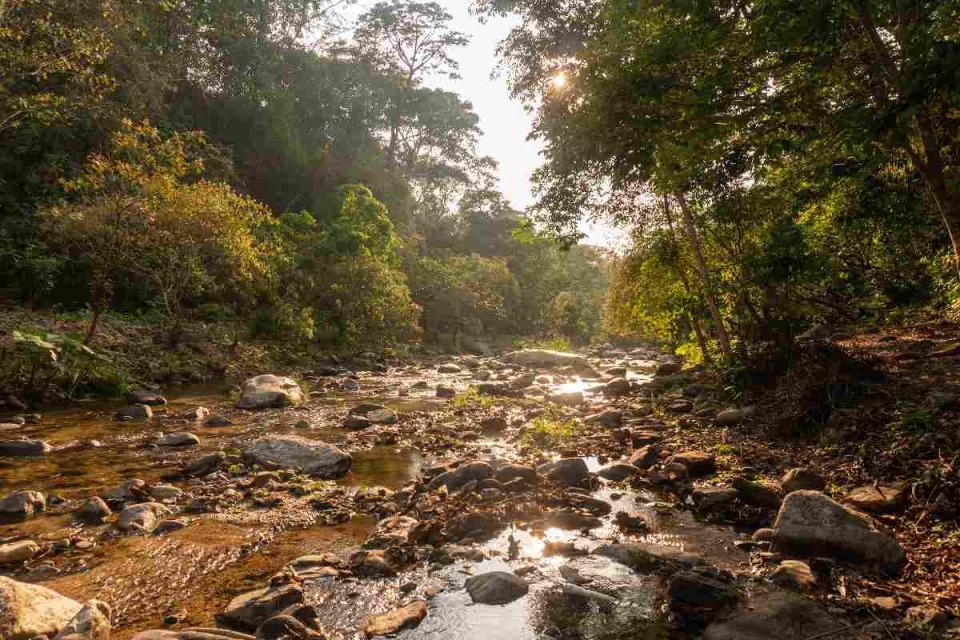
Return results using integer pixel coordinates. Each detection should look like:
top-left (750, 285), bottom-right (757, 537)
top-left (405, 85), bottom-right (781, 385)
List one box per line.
top-left (236, 375), bottom-right (304, 409)
top-left (0, 577), bottom-right (83, 640)
top-left (243, 435), bottom-right (351, 478)
top-left (772, 491), bottom-right (905, 572)
top-left (464, 571), bottom-right (528, 604)
top-left (704, 590), bottom-right (846, 640)
top-left (502, 349), bottom-right (588, 368)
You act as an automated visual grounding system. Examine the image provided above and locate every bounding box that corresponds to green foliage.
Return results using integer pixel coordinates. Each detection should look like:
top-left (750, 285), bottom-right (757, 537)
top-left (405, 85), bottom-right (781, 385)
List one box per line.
top-left (482, 0), bottom-right (960, 362)
top-left (39, 120), bottom-right (270, 337)
top-left (0, 329), bottom-right (127, 399)
top-left (521, 415), bottom-right (577, 450)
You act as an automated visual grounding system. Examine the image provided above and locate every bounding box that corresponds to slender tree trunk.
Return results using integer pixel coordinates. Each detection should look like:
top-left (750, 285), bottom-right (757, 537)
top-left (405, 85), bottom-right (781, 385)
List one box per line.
top-left (673, 193), bottom-right (733, 361)
top-left (662, 196), bottom-right (713, 364)
top-left (85, 304), bottom-right (103, 344)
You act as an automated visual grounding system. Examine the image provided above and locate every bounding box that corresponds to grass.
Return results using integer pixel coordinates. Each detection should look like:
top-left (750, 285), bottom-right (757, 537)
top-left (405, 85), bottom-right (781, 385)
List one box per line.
top-left (521, 415), bottom-right (578, 449)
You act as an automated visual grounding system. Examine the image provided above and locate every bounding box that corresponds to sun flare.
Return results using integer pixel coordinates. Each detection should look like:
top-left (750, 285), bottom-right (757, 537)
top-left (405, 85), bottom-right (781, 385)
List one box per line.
top-left (551, 72), bottom-right (568, 89)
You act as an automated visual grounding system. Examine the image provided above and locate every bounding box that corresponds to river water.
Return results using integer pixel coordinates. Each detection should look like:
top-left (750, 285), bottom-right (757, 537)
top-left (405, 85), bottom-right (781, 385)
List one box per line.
top-left (0, 358), bottom-right (749, 639)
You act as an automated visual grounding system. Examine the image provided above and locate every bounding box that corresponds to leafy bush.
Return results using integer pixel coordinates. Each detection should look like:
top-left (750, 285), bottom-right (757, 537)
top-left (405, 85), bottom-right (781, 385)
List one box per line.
top-left (39, 120), bottom-right (270, 340)
top-left (0, 329), bottom-right (128, 400)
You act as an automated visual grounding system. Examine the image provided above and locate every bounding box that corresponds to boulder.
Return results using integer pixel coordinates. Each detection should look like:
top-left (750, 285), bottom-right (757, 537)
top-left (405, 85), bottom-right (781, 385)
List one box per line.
top-left (547, 390), bottom-right (583, 406)
top-left (76, 497), bottom-right (111, 523)
top-left (502, 350), bottom-right (588, 368)
top-left (101, 478), bottom-right (147, 501)
top-left (0, 540), bottom-right (40, 565)
top-left (0, 438), bottom-right (51, 457)
top-left (52, 600), bottom-right (112, 640)
top-left (604, 377), bottom-right (632, 396)
top-left (594, 543), bottom-right (702, 574)
top-left (181, 452), bottom-right (226, 477)
top-left (656, 361), bottom-right (682, 376)
top-left (668, 570), bottom-right (739, 609)
top-left (703, 590), bottom-right (843, 640)
top-left (243, 435), bottom-right (351, 479)
top-left (0, 491), bottom-right (46, 520)
top-left (362, 601), bottom-right (428, 637)
top-left (427, 461), bottom-right (493, 492)
top-left (692, 487), bottom-right (738, 512)
top-left (479, 416), bottom-right (508, 434)
top-left (731, 477), bottom-right (782, 510)
top-left (115, 404), bottom-right (153, 420)
top-left (494, 464), bottom-right (537, 484)
top-left (438, 363), bottom-right (462, 373)
top-left (178, 406), bottom-right (209, 421)
top-left (628, 444), bottom-right (659, 469)
top-left (343, 415), bottom-right (371, 430)
top-left (584, 409), bottom-right (622, 427)
top-left (204, 415), bottom-right (234, 427)
top-left (537, 458), bottom-right (590, 487)
top-left (464, 572), bottom-right (528, 604)
top-left (157, 432), bottom-right (200, 447)
top-left (221, 584), bottom-right (304, 630)
top-left (769, 560), bottom-right (817, 592)
top-left (844, 485), bottom-right (905, 514)
top-left (436, 385), bottom-right (456, 399)
top-left (236, 375), bottom-right (304, 409)
top-left (669, 451), bottom-right (717, 477)
top-left (127, 389), bottom-right (167, 406)
top-left (365, 408), bottom-right (398, 425)
top-left (780, 468), bottom-right (825, 493)
top-left (772, 491), bottom-right (905, 572)
top-left (117, 502), bottom-right (168, 533)
top-left (597, 463), bottom-right (639, 481)
top-left (0, 576), bottom-right (83, 640)
top-left (148, 484), bottom-right (183, 501)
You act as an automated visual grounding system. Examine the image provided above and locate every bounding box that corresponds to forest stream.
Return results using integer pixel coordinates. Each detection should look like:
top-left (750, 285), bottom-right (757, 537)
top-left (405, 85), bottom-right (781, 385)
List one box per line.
top-left (0, 349), bottom-right (785, 640)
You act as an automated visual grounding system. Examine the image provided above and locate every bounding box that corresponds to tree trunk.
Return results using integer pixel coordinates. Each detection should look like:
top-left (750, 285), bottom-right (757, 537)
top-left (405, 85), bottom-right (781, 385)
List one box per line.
top-left (662, 196), bottom-right (714, 364)
top-left (85, 304), bottom-right (103, 344)
top-left (674, 193), bottom-right (734, 361)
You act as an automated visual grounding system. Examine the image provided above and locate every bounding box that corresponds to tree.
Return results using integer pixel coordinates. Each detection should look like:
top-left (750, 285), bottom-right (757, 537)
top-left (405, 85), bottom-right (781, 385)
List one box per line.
top-left (40, 120), bottom-right (269, 341)
top-left (353, 1), bottom-right (469, 167)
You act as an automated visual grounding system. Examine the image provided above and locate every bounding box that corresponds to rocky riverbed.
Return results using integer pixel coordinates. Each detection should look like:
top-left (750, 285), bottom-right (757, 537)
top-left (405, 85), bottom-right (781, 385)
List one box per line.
top-left (0, 347), bottom-right (954, 639)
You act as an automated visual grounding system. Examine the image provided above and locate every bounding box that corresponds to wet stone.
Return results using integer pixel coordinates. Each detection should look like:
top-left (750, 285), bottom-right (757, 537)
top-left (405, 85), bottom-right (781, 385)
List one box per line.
top-left (537, 457), bottom-right (590, 487)
top-left (127, 389), bottom-right (167, 406)
top-left (628, 444), bottom-right (659, 469)
top-left (76, 496), bottom-right (111, 523)
top-left (0, 491), bottom-right (46, 520)
top-left (362, 601), bottom-right (428, 637)
top-left (0, 438), bottom-right (51, 457)
top-left (464, 571), bottom-right (528, 604)
top-left (115, 404), bottom-right (153, 420)
top-left (597, 462), bottom-right (639, 481)
top-left (769, 560), bottom-right (817, 592)
top-left (220, 583), bottom-right (305, 630)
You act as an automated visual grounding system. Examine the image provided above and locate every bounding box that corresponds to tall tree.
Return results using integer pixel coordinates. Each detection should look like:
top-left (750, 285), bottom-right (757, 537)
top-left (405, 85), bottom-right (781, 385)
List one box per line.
top-left (353, 1), bottom-right (468, 167)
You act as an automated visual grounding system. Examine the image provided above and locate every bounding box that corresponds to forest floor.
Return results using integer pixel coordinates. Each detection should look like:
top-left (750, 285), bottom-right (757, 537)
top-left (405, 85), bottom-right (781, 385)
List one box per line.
top-left (654, 320), bottom-right (960, 620)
